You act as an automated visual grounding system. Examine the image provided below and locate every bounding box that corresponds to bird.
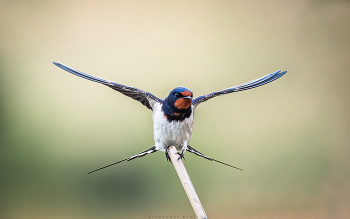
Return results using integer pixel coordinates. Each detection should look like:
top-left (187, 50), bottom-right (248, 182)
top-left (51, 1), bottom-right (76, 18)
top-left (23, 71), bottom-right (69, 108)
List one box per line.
top-left (53, 62), bottom-right (287, 174)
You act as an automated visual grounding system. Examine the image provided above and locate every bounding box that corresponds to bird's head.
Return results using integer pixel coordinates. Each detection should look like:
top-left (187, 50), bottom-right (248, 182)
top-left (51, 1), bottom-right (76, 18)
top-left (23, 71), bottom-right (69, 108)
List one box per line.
top-left (167, 87), bottom-right (193, 110)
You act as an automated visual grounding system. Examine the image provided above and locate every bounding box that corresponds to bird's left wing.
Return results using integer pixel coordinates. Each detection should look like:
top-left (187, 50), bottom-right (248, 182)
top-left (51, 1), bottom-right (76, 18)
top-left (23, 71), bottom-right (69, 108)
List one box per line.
top-left (192, 70), bottom-right (287, 108)
top-left (53, 62), bottom-right (163, 110)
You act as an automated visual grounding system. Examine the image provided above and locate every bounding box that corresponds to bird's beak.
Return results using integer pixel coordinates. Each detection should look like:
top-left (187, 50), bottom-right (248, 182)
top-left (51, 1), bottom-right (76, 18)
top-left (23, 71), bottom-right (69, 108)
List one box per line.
top-left (182, 96), bottom-right (192, 99)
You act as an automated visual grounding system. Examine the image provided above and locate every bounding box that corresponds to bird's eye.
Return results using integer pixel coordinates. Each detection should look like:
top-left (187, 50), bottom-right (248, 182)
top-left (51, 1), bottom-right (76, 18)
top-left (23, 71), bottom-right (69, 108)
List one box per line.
top-left (175, 93), bottom-right (183, 98)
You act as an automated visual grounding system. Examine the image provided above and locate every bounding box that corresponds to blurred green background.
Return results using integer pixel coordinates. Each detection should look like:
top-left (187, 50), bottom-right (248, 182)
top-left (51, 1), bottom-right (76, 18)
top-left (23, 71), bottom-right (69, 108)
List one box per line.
top-left (1, 0), bottom-right (349, 218)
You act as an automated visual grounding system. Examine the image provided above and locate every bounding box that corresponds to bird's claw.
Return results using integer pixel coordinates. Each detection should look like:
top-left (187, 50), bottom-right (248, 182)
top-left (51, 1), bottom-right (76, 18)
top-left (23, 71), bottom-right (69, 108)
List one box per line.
top-left (165, 147), bottom-right (185, 162)
top-left (177, 150), bottom-right (185, 161)
top-left (165, 146), bottom-right (172, 163)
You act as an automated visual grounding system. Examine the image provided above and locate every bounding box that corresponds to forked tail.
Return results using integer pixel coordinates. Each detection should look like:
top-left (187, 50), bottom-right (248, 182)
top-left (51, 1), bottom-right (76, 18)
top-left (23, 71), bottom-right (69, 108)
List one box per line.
top-left (87, 145), bottom-right (242, 174)
top-left (187, 145), bottom-right (243, 171)
top-left (87, 146), bottom-right (157, 174)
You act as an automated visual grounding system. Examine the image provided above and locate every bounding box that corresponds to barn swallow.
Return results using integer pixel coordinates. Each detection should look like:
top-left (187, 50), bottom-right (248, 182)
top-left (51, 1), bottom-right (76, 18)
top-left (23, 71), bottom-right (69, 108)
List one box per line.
top-left (53, 62), bottom-right (286, 174)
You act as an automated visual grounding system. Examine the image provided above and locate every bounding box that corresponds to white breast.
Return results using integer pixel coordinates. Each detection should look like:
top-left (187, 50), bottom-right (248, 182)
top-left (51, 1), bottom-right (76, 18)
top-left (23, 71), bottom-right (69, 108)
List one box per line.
top-left (152, 103), bottom-right (194, 151)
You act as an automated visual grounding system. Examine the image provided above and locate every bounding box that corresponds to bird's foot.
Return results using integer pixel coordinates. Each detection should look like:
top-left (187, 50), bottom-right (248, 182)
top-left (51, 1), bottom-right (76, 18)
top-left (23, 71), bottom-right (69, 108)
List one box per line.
top-left (177, 149), bottom-right (185, 161)
top-left (165, 146), bottom-right (172, 163)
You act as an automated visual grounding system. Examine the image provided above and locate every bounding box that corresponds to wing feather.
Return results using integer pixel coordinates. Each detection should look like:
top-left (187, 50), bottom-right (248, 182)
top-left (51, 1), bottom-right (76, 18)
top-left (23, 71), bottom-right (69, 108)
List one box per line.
top-left (53, 62), bottom-right (163, 110)
top-left (192, 70), bottom-right (287, 107)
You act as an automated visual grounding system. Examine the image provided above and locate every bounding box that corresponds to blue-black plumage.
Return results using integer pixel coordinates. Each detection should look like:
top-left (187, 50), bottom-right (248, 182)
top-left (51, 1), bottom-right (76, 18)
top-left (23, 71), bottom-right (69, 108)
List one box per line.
top-left (53, 62), bottom-right (287, 173)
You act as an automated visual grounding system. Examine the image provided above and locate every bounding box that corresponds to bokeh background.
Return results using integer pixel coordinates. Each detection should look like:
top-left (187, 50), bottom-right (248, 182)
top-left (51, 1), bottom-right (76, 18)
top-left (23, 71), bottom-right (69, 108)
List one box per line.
top-left (1, 0), bottom-right (349, 218)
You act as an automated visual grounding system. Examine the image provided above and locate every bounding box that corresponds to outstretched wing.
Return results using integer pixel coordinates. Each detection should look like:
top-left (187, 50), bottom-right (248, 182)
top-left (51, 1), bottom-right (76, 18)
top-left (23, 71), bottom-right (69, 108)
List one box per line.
top-left (192, 70), bottom-right (287, 107)
top-left (53, 62), bottom-right (163, 110)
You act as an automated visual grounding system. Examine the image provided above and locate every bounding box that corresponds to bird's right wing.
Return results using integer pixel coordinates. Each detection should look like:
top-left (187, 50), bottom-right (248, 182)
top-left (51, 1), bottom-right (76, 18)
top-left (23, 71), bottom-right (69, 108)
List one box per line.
top-left (53, 62), bottom-right (163, 110)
